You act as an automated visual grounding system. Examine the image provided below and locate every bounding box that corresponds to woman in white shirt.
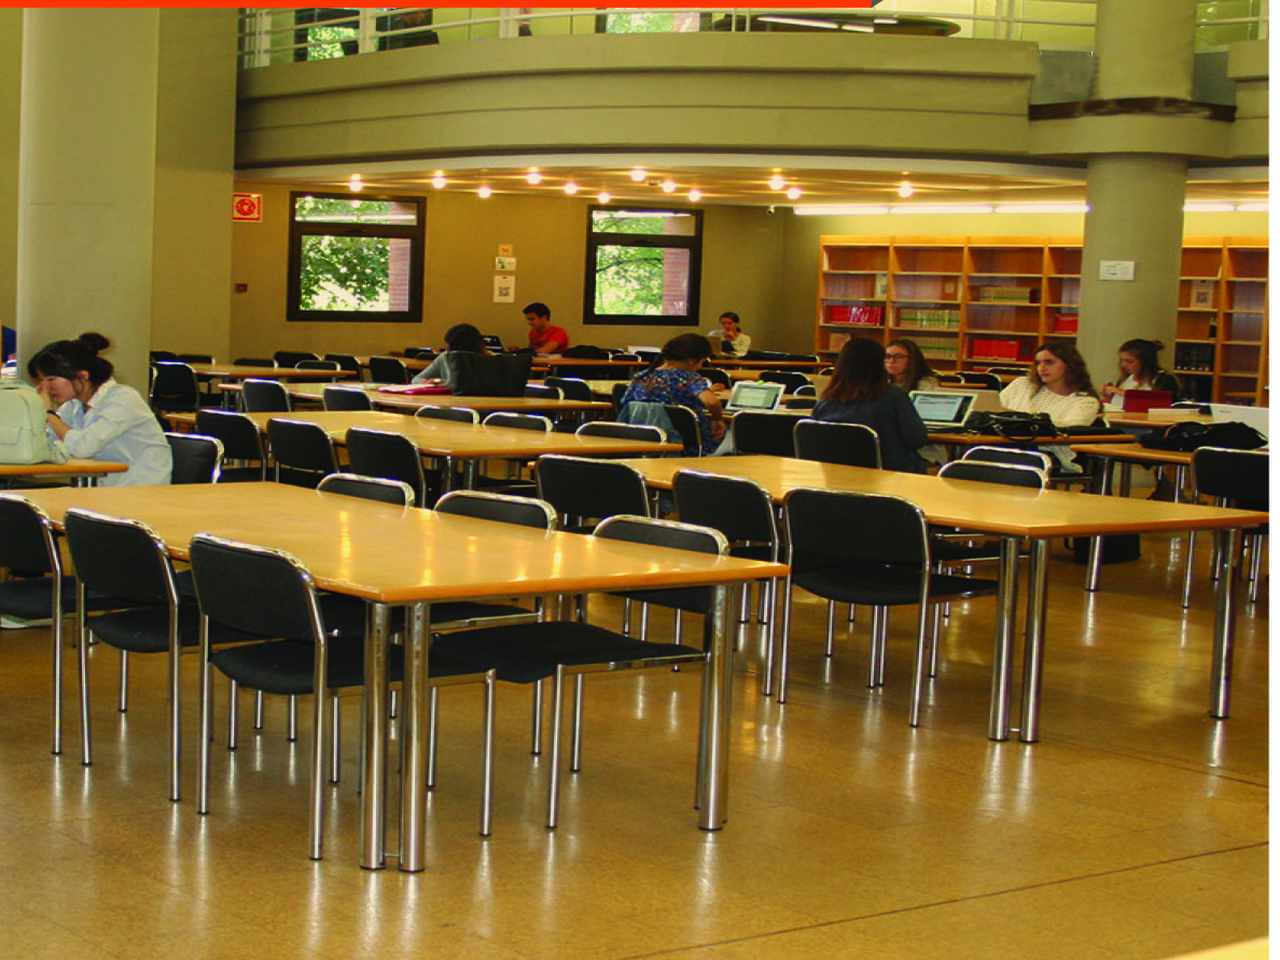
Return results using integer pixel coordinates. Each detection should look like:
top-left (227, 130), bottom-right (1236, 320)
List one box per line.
top-left (29, 332), bottom-right (171, 486)
top-left (998, 341), bottom-right (1102, 472)
top-left (708, 312), bottom-right (752, 357)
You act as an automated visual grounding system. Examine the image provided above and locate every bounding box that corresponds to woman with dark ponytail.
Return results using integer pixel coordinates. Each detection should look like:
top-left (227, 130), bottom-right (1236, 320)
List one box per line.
top-left (28, 333), bottom-right (171, 485)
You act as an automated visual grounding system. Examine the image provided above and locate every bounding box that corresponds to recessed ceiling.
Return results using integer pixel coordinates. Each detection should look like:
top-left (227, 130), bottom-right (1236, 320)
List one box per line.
top-left (236, 153), bottom-right (1269, 208)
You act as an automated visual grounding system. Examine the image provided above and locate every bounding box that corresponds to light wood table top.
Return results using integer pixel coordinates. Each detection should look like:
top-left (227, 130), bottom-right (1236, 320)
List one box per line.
top-left (258, 381), bottom-right (612, 414)
top-left (1069, 442), bottom-right (1196, 467)
top-left (188, 363), bottom-right (357, 381)
top-left (1103, 411), bottom-right (1213, 428)
top-left (0, 458), bottom-right (128, 480)
top-left (929, 430), bottom-right (1136, 448)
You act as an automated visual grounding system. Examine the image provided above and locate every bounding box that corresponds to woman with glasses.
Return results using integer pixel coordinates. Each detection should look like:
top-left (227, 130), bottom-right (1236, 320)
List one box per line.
top-left (884, 338), bottom-right (939, 394)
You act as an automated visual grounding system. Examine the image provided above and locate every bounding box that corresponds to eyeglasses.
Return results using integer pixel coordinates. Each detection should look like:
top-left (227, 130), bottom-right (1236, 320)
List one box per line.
top-left (885, 353), bottom-right (910, 361)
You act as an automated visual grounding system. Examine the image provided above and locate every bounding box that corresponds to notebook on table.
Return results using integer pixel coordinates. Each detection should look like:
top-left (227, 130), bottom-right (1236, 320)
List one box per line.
top-left (724, 380), bottom-right (785, 413)
top-left (910, 390), bottom-right (978, 431)
top-left (1123, 389), bottom-right (1174, 413)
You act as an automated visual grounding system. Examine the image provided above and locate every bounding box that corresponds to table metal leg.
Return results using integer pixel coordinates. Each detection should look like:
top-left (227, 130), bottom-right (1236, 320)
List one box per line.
top-left (359, 603), bottom-right (392, 870)
top-left (986, 537), bottom-right (1022, 741)
top-left (1018, 539), bottom-right (1050, 743)
top-left (1085, 457), bottom-right (1114, 591)
top-left (399, 601), bottom-right (431, 871)
top-left (696, 583), bottom-right (735, 829)
top-left (1210, 528), bottom-right (1241, 720)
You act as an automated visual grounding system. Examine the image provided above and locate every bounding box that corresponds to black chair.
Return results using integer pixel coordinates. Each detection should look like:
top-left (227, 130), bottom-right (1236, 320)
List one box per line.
top-left (793, 419), bottom-right (881, 468)
top-left (785, 397), bottom-right (817, 411)
top-left (293, 359), bottom-right (342, 383)
top-left (793, 383), bottom-right (817, 397)
top-left (959, 372), bottom-right (1002, 389)
top-left (415, 404), bottom-right (479, 425)
top-left (273, 350), bottom-right (319, 368)
top-left (403, 347), bottom-right (437, 360)
top-left (240, 378), bottom-right (291, 413)
top-left (194, 409), bottom-right (267, 482)
top-left (267, 418), bottom-right (339, 488)
top-left (525, 384), bottom-right (562, 401)
top-left (317, 471), bottom-right (415, 507)
top-left (779, 489), bottom-right (999, 723)
top-left (323, 353), bottom-right (363, 377)
top-left (535, 454), bottom-right (651, 533)
top-left (368, 356), bottom-right (410, 384)
top-left (700, 367), bottom-right (732, 389)
top-left (937, 459), bottom-right (1047, 489)
top-left (664, 405), bottom-right (704, 456)
top-left (165, 432), bottom-right (223, 484)
top-left (149, 350), bottom-right (178, 362)
top-left (544, 377), bottom-right (594, 402)
top-left (961, 445), bottom-right (1053, 474)
top-left (0, 495), bottom-right (127, 755)
top-left (189, 533), bottom-right (385, 860)
top-left (610, 382), bottom-right (630, 418)
top-left (323, 386), bottom-right (374, 411)
top-left (732, 411), bottom-right (797, 457)
top-left (1184, 447), bottom-right (1269, 606)
top-left (150, 361), bottom-right (204, 414)
top-left (575, 421), bottom-right (665, 444)
top-left (759, 370), bottom-right (812, 393)
top-left (937, 374), bottom-right (964, 385)
top-left (343, 427), bottom-right (427, 505)
top-left (233, 357), bottom-right (276, 368)
top-left (431, 515), bottom-right (722, 829)
top-left (985, 366), bottom-right (1026, 377)
top-left (62, 508), bottom-right (253, 800)
top-left (483, 412), bottom-right (552, 432)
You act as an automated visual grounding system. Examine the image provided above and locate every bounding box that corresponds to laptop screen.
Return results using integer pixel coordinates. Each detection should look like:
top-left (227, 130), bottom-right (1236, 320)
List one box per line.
top-left (482, 335), bottom-right (503, 351)
top-left (1209, 403), bottom-right (1270, 440)
top-left (910, 390), bottom-right (975, 426)
top-left (726, 380), bottom-right (784, 412)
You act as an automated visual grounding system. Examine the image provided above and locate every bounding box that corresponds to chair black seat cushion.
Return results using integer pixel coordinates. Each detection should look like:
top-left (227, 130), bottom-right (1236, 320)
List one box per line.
top-left (928, 538), bottom-right (1003, 564)
top-left (432, 621), bottom-right (705, 684)
top-left (610, 586), bottom-right (710, 615)
top-left (430, 600), bottom-right (534, 627)
top-left (210, 637), bottom-right (371, 696)
top-left (0, 576), bottom-right (125, 621)
top-left (88, 603), bottom-right (259, 653)
top-left (793, 560), bottom-right (998, 607)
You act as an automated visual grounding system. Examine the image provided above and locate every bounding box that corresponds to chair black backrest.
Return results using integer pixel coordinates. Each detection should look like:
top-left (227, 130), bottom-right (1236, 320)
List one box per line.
top-left (593, 515), bottom-right (727, 557)
top-left (234, 357), bottom-right (276, 368)
top-left (150, 350), bottom-right (178, 362)
top-left (1192, 447), bottom-right (1269, 509)
top-left (785, 487), bottom-right (929, 567)
top-left (344, 427), bottom-right (425, 501)
top-left (672, 468), bottom-right (778, 552)
top-left (483, 412), bottom-right (552, 432)
top-left (785, 397), bottom-right (817, 411)
top-left (165, 432), bottom-right (223, 484)
top-left (266, 418), bottom-right (339, 488)
top-left (525, 384), bottom-right (562, 400)
top-left (435, 490), bottom-right (558, 529)
top-left (937, 460), bottom-right (1046, 489)
top-left (961, 445), bottom-right (1053, 473)
top-left (937, 374), bottom-right (964, 385)
top-left (317, 472), bottom-right (415, 507)
top-left (535, 454), bottom-right (651, 528)
top-left (759, 370), bottom-right (812, 393)
top-left (450, 352), bottom-right (534, 397)
top-left (0, 494), bottom-right (60, 574)
top-left (793, 419), bottom-right (881, 468)
top-left (241, 378), bottom-right (291, 413)
top-left (195, 409), bottom-right (266, 465)
top-left (149, 362), bottom-right (200, 413)
top-left (64, 508), bottom-right (176, 606)
top-left (700, 367), bottom-right (732, 389)
top-left (664, 405), bottom-right (702, 455)
top-left (176, 353), bottom-right (213, 364)
top-left (959, 372), bottom-right (1002, 389)
top-left (274, 350), bottom-right (319, 367)
top-left (544, 377), bottom-right (594, 402)
top-left (189, 534), bottom-right (320, 641)
top-left (369, 356), bottom-right (410, 384)
top-left (323, 386), bottom-right (374, 411)
top-left (610, 382), bottom-right (630, 417)
top-left (403, 347), bottom-right (437, 360)
top-left (732, 411), bottom-right (797, 457)
top-left (576, 421), bottom-right (666, 443)
top-left (296, 359), bottom-right (340, 374)
top-left (323, 353), bottom-right (362, 374)
top-left (985, 366), bottom-right (1026, 377)
top-left (416, 404), bottom-right (479, 424)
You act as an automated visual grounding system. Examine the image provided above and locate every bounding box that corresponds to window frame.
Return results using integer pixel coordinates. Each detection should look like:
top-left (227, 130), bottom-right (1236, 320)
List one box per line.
top-left (286, 191), bottom-right (425, 324)
top-left (582, 205), bottom-right (704, 327)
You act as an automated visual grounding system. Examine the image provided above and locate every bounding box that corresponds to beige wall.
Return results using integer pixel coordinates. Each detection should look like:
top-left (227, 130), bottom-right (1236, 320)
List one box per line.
top-left (0, 9), bottom-right (22, 333)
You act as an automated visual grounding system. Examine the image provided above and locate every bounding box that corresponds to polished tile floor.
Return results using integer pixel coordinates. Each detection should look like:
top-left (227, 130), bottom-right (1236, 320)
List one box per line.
top-left (0, 528), bottom-right (1266, 959)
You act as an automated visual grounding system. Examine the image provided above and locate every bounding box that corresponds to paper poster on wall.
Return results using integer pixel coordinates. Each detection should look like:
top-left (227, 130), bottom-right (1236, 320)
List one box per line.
top-left (495, 256), bottom-right (517, 272)
top-left (494, 275), bottom-right (515, 303)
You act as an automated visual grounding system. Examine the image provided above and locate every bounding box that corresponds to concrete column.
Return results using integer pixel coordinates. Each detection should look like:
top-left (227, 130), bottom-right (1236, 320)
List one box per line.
top-left (1076, 0), bottom-right (1197, 382)
top-left (17, 8), bottom-right (160, 389)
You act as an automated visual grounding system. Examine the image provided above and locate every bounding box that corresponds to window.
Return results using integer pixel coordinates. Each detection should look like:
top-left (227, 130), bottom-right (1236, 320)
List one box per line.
top-left (287, 192), bottom-right (425, 324)
top-left (584, 206), bottom-right (703, 326)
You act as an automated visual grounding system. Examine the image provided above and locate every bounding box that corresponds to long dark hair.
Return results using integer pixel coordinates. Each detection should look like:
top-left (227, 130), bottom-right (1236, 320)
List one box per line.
top-left (1117, 338), bottom-right (1165, 384)
top-left (443, 323), bottom-right (486, 354)
top-left (28, 332), bottom-right (114, 385)
top-left (887, 337), bottom-right (935, 393)
top-left (650, 333), bottom-right (713, 369)
top-left (823, 338), bottom-right (890, 403)
top-left (1030, 340), bottom-right (1099, 398)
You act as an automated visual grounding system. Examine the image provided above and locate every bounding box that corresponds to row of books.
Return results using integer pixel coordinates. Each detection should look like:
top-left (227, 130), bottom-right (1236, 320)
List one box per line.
top-left (826, 305), bottom-right (884, 325)
top-left (1174, 343), bottom-right (1216, 371)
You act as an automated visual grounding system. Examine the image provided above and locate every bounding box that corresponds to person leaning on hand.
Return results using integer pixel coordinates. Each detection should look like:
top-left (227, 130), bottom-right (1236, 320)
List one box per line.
top-left (708, 311), bottom-right (751, 357)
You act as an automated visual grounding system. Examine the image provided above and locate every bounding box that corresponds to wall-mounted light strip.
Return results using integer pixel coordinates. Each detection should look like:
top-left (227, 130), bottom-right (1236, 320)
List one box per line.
top-left (1184, 202), bottom-right (1236, 213)
top-left (890, 204), bottom-right (994, 215)
top-left (1236, 201), bottom-right (1269, 212)
top-left (792, 205), bottom-right (890, 216)
top-left (994, 203), bottom-right (1090, 214)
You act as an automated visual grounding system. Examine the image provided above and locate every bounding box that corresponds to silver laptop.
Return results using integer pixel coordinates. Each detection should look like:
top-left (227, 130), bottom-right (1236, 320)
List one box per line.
top-left (1209, 403), bottom-right (1269, 441)
top-left (725, 380), bottom-right (785, 413)
top-left (910, 390), bottom-right (978, 430)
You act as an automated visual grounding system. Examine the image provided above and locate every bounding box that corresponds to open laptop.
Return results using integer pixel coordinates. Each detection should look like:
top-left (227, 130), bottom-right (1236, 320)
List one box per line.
top-left (1209, 403), bottom-right (1269, 441)
top-left (1123, 389), bottom-right (1175, 413)
top-left (725, 379), bottom-right (785, 413)
top-left (910, 390), bottom-right (978, 430)
top-left (481, 334), bottom-right (504, 352)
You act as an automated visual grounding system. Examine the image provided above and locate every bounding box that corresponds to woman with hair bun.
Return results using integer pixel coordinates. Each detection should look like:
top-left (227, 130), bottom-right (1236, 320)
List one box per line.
top-left (28, 332), bottom-right (171, 485)
top-left (1099, 338), bottom-right (1180, 401)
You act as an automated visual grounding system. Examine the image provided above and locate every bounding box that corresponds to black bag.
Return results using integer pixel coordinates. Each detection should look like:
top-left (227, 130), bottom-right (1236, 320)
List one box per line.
top-left (1138, 420), bottom-right (1267, 452)
top-left (449, 352), bottom-right (533, 397)
top-left (965, 411), bottom-right (1061, 441)
top-left (561, 344), bottom-right (611, 359)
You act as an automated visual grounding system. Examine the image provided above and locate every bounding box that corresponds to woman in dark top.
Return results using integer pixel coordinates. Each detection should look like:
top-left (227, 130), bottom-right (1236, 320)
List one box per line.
top-left (412, 323), bottom-right (488, 386)
top-left (620, 333), bottom-right (726, 454)
top-left (1099, 338), bottom-right (1180, 402)
top-left (812, 337), bottom-right (929, 473)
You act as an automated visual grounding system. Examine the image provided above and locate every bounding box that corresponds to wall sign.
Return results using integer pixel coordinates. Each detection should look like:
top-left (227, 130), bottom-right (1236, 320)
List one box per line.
top-left (232, 193), bottom-right (263, 222)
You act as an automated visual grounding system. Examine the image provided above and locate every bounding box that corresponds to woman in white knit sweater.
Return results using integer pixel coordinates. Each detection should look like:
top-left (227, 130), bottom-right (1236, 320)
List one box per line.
top-left (999, 341), bottom-right (1102, 471)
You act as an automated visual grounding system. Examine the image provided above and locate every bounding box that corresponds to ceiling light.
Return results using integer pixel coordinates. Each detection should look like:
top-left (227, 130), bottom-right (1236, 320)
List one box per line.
top-left (347, 174), bottom-right (364, 193)
top-left (660, 179), bottom-right (678, 194)
top-left (1183, 202), bottom-right (1235, 213)
top-left (687, 188), bottom-right (703, 203)
top-left (897, 180), bottom-right (914, 198)
top-left (1236, 201), bottom-right (1269, 212)
top-left (890, 204), bottom-right (994, 215)
top-left (477, 185), bottom-right (492, 199)
top-left (563, 181), bottom-right (580, 196)
top-left (786, 186), bottom-right (803, 201)
top-left (526, 168), bottom-right (542, 185)
top-left (767, 175), bottom-right (787, 191)
top-left (630, 167), bottom-right (647, 182)
top-left (430, 172), bottom-right (447, 189)
top-left (995, 203), bottom-right (1090, 214)
top-left (597, 191), bottom-right (612, 204)
top-left (793, 205), bottom-right (891, 216)
top-left (838, 23), bottom-right (875, 32)
top-left (759, 16), bottom-right (837, 29)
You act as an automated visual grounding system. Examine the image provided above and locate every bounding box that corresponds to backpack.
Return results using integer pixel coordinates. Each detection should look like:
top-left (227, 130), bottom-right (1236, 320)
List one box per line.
top-left (0, 380), bottom-right (70, 464)
top-left (1138, 420), bottom-right (1267, 452)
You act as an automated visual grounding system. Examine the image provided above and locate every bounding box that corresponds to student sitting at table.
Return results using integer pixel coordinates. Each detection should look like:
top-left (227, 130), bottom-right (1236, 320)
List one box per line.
top-left (708, 311), bottom-right (752, 357)
top-left (885, 337), bottom-right (941, 394)
top-left (1099, 338), bottom-right (1180, 403)
top-left (411, 323), bottom-right (489, 388)
top-left (620, 333), bottom-right (726, 455)
top-left (812, 337), bottom-right (930, 473)
top-left (30, 332), bottom-right (171, 486)
top-left (999, 340), bottom-right (1103, 473)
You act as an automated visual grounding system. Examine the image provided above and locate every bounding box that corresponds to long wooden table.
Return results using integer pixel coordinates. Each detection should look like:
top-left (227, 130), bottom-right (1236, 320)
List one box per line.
top-left (188, 362), bottom-right (358, 381)
top-left (17, 482), bottom-right (785, 871)
top-left (225, 381), bottom-right (613, 416)
top-left (614, 455), bottom-right (1266, 742)
top-left (0, 459), bottom-right (128, 486)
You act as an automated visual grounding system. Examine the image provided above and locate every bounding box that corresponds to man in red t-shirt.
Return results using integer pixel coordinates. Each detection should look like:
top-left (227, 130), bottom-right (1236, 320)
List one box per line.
top-left (523, 302), bottom-right (569, 355)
